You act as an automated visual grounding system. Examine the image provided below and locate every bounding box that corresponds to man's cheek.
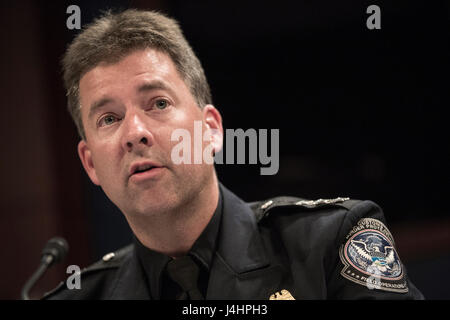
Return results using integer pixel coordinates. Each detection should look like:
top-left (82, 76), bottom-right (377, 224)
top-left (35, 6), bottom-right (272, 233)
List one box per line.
top-left (169, 120), bottom-right (213, 166)
top-left (93, 157), bottom-right (116, 178)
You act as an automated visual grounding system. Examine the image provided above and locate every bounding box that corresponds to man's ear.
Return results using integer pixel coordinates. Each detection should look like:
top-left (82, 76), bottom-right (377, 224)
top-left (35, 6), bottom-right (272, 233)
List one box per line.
top-left (78, 140), bottom-right (100, 186)
top-left (202, 104), bottom-right (223, 154)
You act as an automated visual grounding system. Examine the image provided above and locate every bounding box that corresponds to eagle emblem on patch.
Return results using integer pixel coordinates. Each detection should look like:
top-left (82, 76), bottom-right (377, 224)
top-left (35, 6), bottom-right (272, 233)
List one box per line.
top-left (339, 218), bottom-right (408, 293)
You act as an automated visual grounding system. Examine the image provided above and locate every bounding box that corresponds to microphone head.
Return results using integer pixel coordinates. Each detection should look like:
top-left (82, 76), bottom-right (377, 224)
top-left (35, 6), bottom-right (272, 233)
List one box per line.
top-left (42, 237), bottom-right (69, 264)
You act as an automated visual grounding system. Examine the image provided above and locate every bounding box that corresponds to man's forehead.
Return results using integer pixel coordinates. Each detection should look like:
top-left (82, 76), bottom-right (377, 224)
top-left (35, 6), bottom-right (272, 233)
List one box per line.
top-left (80, 49), bottom-right (175, 90)
top-left (79, 49), bottom-right (186, 113)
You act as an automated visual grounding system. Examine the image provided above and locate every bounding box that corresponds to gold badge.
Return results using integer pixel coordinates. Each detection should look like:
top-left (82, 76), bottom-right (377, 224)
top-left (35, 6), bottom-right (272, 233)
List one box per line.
top-left (269, 289), bottom-right (295, 300)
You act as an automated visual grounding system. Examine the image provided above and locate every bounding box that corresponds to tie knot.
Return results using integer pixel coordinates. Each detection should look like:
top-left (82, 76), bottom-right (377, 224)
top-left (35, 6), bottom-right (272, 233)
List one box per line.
top-left (166, 256), bottom-right (202, 297)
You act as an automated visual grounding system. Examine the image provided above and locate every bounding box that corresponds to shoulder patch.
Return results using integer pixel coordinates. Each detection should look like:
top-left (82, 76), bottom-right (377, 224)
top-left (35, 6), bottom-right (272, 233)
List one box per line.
top-left (339, 218), bottom-right (408, 293)
top-left (250, 196), bottom-right (354, 222)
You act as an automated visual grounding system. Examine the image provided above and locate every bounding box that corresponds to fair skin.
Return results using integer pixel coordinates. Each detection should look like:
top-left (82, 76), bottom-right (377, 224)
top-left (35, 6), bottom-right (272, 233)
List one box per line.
top-left (77, 49), bottom-right (223, 257)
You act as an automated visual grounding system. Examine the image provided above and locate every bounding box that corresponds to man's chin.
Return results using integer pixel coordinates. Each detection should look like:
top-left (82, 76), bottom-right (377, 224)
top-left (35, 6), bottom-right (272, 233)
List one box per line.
top-left (128, 191), bottom-right (180, 217)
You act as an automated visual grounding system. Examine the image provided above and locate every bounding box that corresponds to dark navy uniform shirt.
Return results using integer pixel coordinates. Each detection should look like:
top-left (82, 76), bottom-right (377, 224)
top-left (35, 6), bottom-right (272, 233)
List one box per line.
top-left (44, 183), bottom-right (424, 300)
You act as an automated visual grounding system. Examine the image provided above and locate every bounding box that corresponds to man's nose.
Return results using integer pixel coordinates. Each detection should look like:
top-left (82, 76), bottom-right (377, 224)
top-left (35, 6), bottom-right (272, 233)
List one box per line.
top-left (121, 113), bottom-right (154, 152)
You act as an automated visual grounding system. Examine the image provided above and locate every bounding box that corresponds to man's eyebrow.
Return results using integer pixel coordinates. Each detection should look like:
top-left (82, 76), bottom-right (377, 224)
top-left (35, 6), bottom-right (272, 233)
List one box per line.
top-left (88, 97), bottom-right (114, 120)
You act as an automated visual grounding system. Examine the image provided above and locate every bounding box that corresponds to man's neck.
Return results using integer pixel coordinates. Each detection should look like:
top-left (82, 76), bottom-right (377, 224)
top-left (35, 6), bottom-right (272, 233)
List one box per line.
top-left (126, 175), bottom-right (220, 258)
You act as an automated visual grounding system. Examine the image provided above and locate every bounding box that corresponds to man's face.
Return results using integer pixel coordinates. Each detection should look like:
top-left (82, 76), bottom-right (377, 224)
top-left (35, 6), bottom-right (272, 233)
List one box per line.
top-left (77, 49), bottom-right (222, 218)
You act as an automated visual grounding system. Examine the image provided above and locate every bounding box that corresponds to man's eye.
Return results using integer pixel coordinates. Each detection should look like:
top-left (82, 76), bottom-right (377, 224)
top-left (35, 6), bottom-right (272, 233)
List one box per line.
top-left (99, 114), bottom-right (118, 127)
top-left (155, 99), bottom-right (169, 110)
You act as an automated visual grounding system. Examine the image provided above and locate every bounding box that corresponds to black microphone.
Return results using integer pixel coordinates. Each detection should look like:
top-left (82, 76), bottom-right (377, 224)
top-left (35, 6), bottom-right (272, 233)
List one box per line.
top-left (21, 237), bottom-right (69, 300)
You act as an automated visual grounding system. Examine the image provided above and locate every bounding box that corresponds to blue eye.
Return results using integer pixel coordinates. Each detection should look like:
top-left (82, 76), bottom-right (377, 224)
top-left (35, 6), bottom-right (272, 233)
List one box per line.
top-left (99, 114), bottom-right (118, 127)
top-left (155, 99), bottom-right (168, 110)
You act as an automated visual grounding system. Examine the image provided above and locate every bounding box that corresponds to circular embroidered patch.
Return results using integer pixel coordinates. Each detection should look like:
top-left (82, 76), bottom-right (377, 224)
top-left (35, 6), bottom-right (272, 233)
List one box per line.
top-left (339, 218), bottom-right (408, 293)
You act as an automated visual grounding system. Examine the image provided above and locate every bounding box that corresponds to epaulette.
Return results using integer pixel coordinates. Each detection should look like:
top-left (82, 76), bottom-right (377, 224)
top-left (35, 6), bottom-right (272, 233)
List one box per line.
top-left (249, 196), bottom-right (360, 222)
top-left (42, 244), bottom-right (133, 299)
top-left (83, 243), bottom-right (134, 272)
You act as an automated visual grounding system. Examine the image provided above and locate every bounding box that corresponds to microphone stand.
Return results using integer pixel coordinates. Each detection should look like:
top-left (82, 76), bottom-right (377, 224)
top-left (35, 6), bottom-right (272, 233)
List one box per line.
top-left (21, 255), bottom-right (54, 300)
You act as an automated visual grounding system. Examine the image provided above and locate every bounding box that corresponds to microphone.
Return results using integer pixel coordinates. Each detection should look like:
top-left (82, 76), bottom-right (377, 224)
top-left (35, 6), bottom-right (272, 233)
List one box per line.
top-left (21, 237), bottom-right (69, 300)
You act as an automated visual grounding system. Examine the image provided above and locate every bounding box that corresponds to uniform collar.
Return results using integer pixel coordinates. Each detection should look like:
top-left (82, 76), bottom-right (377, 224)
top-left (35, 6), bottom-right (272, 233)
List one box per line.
top-left (215, 183), bottom-right (269, 274)
top-left (134, 236), bottom-right (170, 299)
top-left (134, 187), bottom-right (223, 299)
top-left (190, 187), bottom-right (223, 270)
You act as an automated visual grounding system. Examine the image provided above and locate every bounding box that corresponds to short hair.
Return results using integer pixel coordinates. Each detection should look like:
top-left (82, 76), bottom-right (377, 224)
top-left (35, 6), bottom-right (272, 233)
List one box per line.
top-left (62, 9), bottom-right (212, 140)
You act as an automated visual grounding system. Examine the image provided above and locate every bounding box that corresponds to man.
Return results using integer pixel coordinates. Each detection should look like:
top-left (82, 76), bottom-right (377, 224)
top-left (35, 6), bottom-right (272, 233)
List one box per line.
top-left (45, 9), bottom-right (423, 299)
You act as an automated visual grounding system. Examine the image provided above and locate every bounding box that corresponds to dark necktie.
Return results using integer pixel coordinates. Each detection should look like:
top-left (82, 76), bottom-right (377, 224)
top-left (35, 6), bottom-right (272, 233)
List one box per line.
top-left (165, 255), bottom-right (204, 300)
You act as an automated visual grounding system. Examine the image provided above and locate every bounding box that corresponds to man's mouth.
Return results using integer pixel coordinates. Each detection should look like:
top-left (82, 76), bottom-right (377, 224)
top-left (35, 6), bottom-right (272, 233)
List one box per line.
top-left (129, 161), bottom-right (163, 177)
top-left (134, 164), bottom-right (156, 174)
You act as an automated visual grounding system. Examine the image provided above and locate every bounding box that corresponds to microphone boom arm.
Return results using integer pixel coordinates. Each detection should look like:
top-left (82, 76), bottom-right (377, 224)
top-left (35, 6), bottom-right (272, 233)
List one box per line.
top-left (21, 237), bottom-right (68, 300)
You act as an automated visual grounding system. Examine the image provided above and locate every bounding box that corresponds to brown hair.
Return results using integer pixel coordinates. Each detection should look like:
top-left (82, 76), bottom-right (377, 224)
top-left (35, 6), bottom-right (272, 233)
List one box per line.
top-left (62, 9), bottom-right (212, 140)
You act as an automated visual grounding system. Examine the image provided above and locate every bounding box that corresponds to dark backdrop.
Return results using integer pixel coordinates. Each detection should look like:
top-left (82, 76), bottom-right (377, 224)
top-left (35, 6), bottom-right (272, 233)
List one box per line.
top-left (1, 0), bottom-right (449, 299)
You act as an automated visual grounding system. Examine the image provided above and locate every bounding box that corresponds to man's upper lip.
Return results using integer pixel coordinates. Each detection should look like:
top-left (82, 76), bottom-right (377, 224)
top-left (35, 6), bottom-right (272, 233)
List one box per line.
top-left (129, 161), bottom-right (162, 176)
